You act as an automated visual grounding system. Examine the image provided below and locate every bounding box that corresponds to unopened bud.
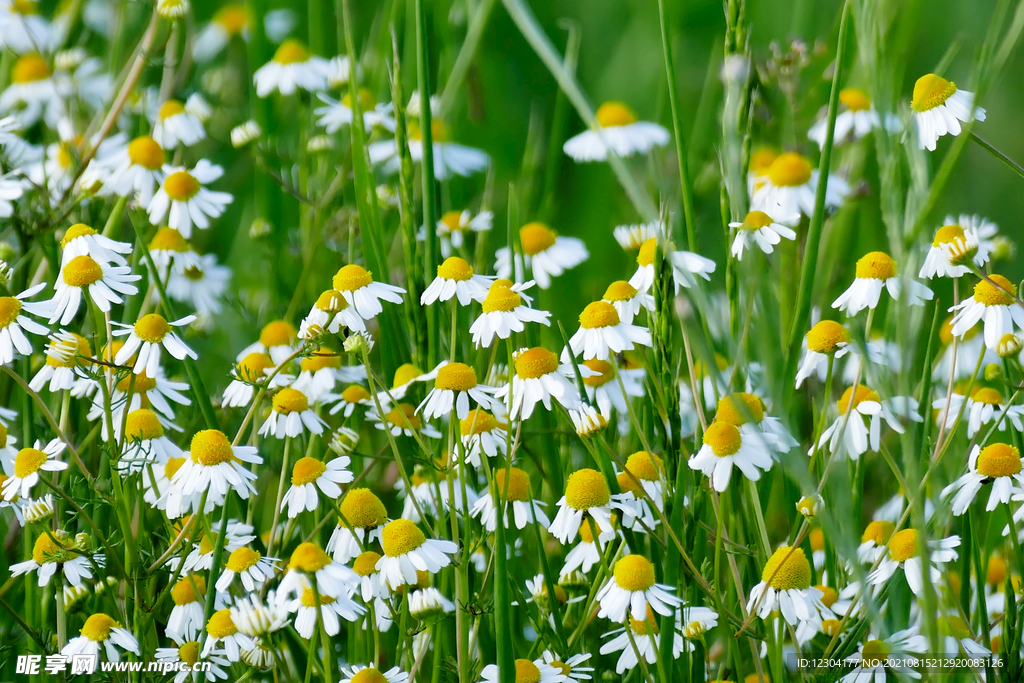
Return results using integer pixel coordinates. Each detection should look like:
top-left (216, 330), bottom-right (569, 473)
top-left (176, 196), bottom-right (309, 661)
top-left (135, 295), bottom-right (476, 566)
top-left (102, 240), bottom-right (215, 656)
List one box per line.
top-left (231, 120), bottom-right (262, 148)
top-left (997, 334), bottom-right (1022, 359)
top-left (796, 494), bottom-right (822, 519)
top-left (248, 217), bottom-right (272, 240)
top-left (329, 426), bottom-right (359, 455)
top-left (984, 363), bottom-right (1003, 382)
top-left (343, 332), bottom-right (374, 354)
top-left (990, 236), bottom-right (1015, 262)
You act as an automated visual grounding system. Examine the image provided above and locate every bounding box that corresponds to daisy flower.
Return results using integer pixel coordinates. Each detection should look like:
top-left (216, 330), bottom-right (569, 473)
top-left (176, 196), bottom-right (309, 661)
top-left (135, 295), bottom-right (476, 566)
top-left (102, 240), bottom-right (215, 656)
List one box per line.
top-left (433, 209), bottom-right (493, 257)
top-left (292, 351), bottom-right (361, 402)
top-left (856, 520), bottom-right (896, 564)
top-left (600, 280), bottom-right (653, 325)
top-left (629, 238), bottom-right (716, 294)
top-left (420, 256), bottom-right (494, 306)
top-left (59, 222), bottom-right (132, 267)
top-left (747, 146), bottom-right (778, 194)
top-left (563, 101), bottom-right (669, 162)
top-left (369, 117), bottom-right (490, 180)
top-left (950, 273), bottom-right (1024, 349)
top-left (253, 40), bottom-right (331, 97)
top-left (688, 421), bottom-right (773, 492)
top-left (368, 403), bottom-right (442, 439)
top-left (212, 545), bottom-right (278, 593)
top-left (919, 222), bottom-right (989, 279)
top-left (2, 438), bottom-right (66, 500)
top-left (933, 386), bottom-right (1024, 437)
top-left (795, 320), bottom-right (850, 388)
top-left (932, 613), bottom-right (994, 657)
top-left (152, 99), bottom-right (206, 148)
top-left (163, 429), bottom-right (262, 519)
top-left (222, 352), bottom-right (291, 408)
top-left (229, 592), bottom-right (290, 638)
top-left (548, 468), bottom-right (616, 544)
top-left (596, 554), bottom-right (681, 622)
top-left (409, 586), bottom-right (456, 622)
top-left (92, 368), bottom-right (192, 430)
top-left (236, 319), bottom-right (299, 365)
top-left (751, 151), bottom-right (848, 219)
top-left (470, 466), bottom-right (549, 531)
top-left (329, 383), bottom-right (374, 417)
top-left (341, 665), bottom-right (410, 683)
top-left (808, 87), bottom-right (901, 146)
top-left (315, 90), bottom-right (394, 132)
top-left (282, 455), bottom-right (353, 518)
top-left (832, 251), bottom-right (933, 315)
top-left (842, 629), bottom-right (928, 682)
top-left (61, 613), bottom-right (140, 663)
top-left (943, 443), bottom-right (1024, 515)
top-left (729, 210), bottom-right (798, 259)
top-left (118, 408), bottom-right (182, 473)
top-left (100, 135), bottom-right (166, 206)
top-left (258, 387), bottom-right (327, 439)
top-left (613, 222), bottom-right (659, 251)
top-left (469, 279), bottom-right (551, 347)
top-left (47, 253), bottom-right (140, 324)
top-left (478, 659), bottom-right (566, 683)
top-left (332, 264), bottom-right (406, 320)
top-left (613, 451), bottom-right (664, 532)
top-left (193, 4), bottom-right (251, 62)
top-left (418, 360), bottom-right (499, 421)
top-left (10, 529), bottom-right (98, 587)
top-left (328, 487), bottom-right (389, 562)
top-left (714, 392), bottom-right (798, 455)
top-left (580, 358), bottom-right (645, 424)
top-left (747, 546), bottom-right (833, 629)
top-left (560, 515), bottom-right (617, 577)
top-left (495, 347), bottom-right (583, 420)
top-left (911, 73), bottom-right (985, 151)
top-left (299, 289), bottom-right (366, 340)
top-left (155, 632), bottom-right (230, 683)
top-left (459, 409), bottom-right (508, 466)
top-left (167, 253), bottom-right (231, 315)
top-left (0, 53), bottom-right (62, 127)
top-left (599, 606), bottom-right (691, 674)
top-left (815, 385), bottom-right (921, 460)
top-left (563, 300), bottom-right (651, 362)
top-left (147, 160), bottom-right (233, 237)
top-left (279, 541), bottom-right (361, 601)
top-left (0, 282), bottom-right (51, 364)
top-left (540, 652), bottom-right (593, 683)
top-left (376, 518), bottom-right (458, 588)
top-left (287, 576), bottom-right (366, 637)
top-left (112, 313), bottom-right (196, 376)
top-left (868, 528), bottom-right (960, 597)
top-left (167, 575), bottom-right (208, 640)
top-left (495, 222), bottom-right (589, 290)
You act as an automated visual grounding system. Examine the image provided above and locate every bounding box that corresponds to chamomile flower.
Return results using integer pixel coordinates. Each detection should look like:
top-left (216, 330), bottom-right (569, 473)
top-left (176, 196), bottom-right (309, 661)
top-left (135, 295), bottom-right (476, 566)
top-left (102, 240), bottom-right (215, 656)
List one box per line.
top-left (815, 385), bottom-right (921, 460)
top-left (459, 409), bottom-right (508, 466)
top-left (689, 421), bottom-right (773, 492)
top-left (193, 5), bottom-right (251, 62)
top-left (549, 468), bottom-right (616, 544)
top-left (222, 352), bottom-right (290, 408)
top-left (259, 387), bottom-right (326, 439)
top-left (368, 403), bottom-right (443, 439)
top-left (747, 546), bottom-right (833, 628)
top-left (152, 99), bottom-right (206, 148)
top-left (0, 282), bottom-right (51, 364)
top-left (94, 368), bottom-right (192, 430)
top-left (237, 320), bottom-right (299, 365)
top-left (167, 253), bottom-right (231, 315)
top-left (155, 632), bottom-right (230, 683)
top-left (0, 53), bottom-right (62, 127)
top-left (279, 541), bottom-right (360, 600)
top-left (808, 88), bottom-right (901, 146)
top-left (495, 223), bottom-right (589, 290)
top-left (212, 546), bottom-right (278, 593)
top-left (327, 488), bottom-right (389, 562)
top-left (421, 256), bottom-right (494, 306)
top-left (919, 222), bottom-right (989, 279)
top-left (433, 209), bottom-right (493, 256)
top-left (950, 273), bottom-right (1024, 349)
top-left (600, 280), bottom-right (653, 325)
top-left (613, 451), bottom-right (664, 532)
top-left (2, 438), bottom-right (66, 500)
top-left (495, 347), bottom-right (583, 420)
top-left (340, 665), bottom-right (410, 683)
top-left (795, 320), bottom-right (851, 388)
top-left (118, 408), bottom-right (182, 473)
top-left (315, 90), bottom-right (394, 132)
top-left (563, 300), bottom-right (652, 362)
top-left (560, 515), bottom-right (617, 577)
top-left (911, 73), bottom-right (985, 151)
top-left (470, 466), bottom-right (549, 531)
top-left (832, 251), bottom-right (933, 315)
top-left (10, 529), bottom-right (97, 587)
top-left (540, 652), bottom-right (593, 682)
top-left (281, 455), bottom-right (352, 518)
top-left (229, 592), bottom-right (290, 638)
top-left (370, 117), bottom-right (489, 180)
top-left (478, 660), bottom-right (567, 683)
top-left (48, 253), bottom-right (140, 324)
top-left (629, 238), bottom-right (716, 294)
top-left (292, 352), bottom-right (362, 402)
top-left (288, 576), bottom-right (365, 637)
top-left (729, 210), bottom-right (798, 259)
top-left (29, 331), bottom-right (92, 394)
top-left (857, 520), bottom-right (896, 564)
top-left (599, 607), bottom-right (690, 674)
top-left (167, 575), bottom-right (209, 640)
top-left (934, 386), bottom-right (1024, 437)
top-left (376, 518), bottom-right (458, 588)
top-left (841, 629), bottom-right (928, 682)
top-left (714, 392), bottom-right (797, 454)
top-left (613, 222), bottom-right (659, 251)
top-left (333, 264), bottom-right (406, 320)
top-left (99, 135), bottom-right (166, 206)
top-left (470, 279), bottom-right (551, 347)
top-left (596, 554), bottom-right (681, 622)
top-left (59, 222), bottom-right (133, 267)
top-left (564, 100), bottom-right (671, 162)
top-left (112, 313), bottom-right (196, 376)
top-left (147, 160), bottom-right (233, 237)
top-left (253, 40), bottom-right (331, 96)
top-left (163, 430), bottom-right (262, 519)
top-left (300, 289), bottom-right (366, 341)
top-left (419, 360), bottom-right (499, 420)
top-left (943, 443), bottom-right (1024, 515)
top-left (61, 613), bottom-right (140, 663)
top-left (751, 151), bottom-right (848, 219)
top-left (328, 383), bottom-right (374, 417)
top-left (868, 528), bottom-right (960, 597)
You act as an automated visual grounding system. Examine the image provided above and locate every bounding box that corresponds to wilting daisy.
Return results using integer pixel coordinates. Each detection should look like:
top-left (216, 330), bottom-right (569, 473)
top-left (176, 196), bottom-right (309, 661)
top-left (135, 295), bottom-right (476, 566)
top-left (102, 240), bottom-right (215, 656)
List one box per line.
top-left (688, 421), bottom-right (773, 492)
top-left (549, 468), bottom-right (616, 544)
top-left (259, 388), bottom-right (326, 439)
top-left (868, 528), bottom-right (960, 597)
top-left (459, 409), bottom-right (507, 466)
top-left (332, 264), bottom-right (406, 320)
top-left (215, 546), bottom-right (278, 592)
top-left (287, 575), bottom-right (365, 637)
top-left (193, 4), bottom-right (251, 62)
top-left (0, 283), bottom-right (51, 364)
top-left (376, 518), bottom-right (458, 588)
top-left (470, 279), bottom-right (551, 347)
top-left (340, 665), bottom-right (410, 683)
top-left (934, 385), bottom-right (1024, 437)
top-left (253, 40), bottom-right (331, 96)
top-left (470, 466), bottom-right (549, 531)
top-left (795, 320), bottom-right (851, 388)
top-left (950, 273), bottom-right (1024, 348)
top-left (328, 488), bottom-right (389, 562)
top-left (279, 541), bottom-right (360, 602)
top-left (418, 361), bottom-right (499, 421)
top-left (629, 238), bottom-right (716, 294)
top-left (613, 223), bottom-right (659, 251)
top-left (229, 592), bottom-right (290, 638)
top-left (815, 385), bottom-right (921, 460)
top-left (2, 438), bottom-right (67, 501)
top-left (433, 209), bottom-right (493, 257)
top-left (596, 554), bottom-right (680, 622)
top-left (167, 253), bottom-right (231, 315)
top-left (832, 251), bottom-right (933, 315)
top-left (118, 408), bottom-right (182, 473)
top-left (750, 151), bottom-right (848, 219)
top-left (420, 256), bottom-right (493, 306)
top-left (315, 90), bottom-right (394, 132)
top-left (10, 529), bottom-right (98, 587)
top-left (808, 88), bottom-right (901, 146)
top-left (112, 313), bottom-right (196, 376)
top-left (48, 253), bottom-right (140, 324)
top-left (729, 210), bottom-right (798, 259)
top-left (919, 222), bottom-right (989, 279)
top-left (563, 101), bottom-right (669, 162)
top-left (563, 300), bottom-right (651, 362)
top-left (61, 613), bottom-right (140, 663)
top-left (163, 430), bottom-right (262, 518)
top-left (614, 451), bottom-right (664, 531)
top-left (495, 223), bottom-right (588, 290)
top-left (0, 53), bottom-right (62, 127)
top-left (100, 135), bottom-right (166, 207)
top-left (911, 73), bottom-right (985, 151)
top-left (152, 99), bottom-right (206, 149)
top-left (147, 160), bottom-right (233, 237)
top-left (167, 575), bottom-right (209, 640)
top-left (495, 347), bottom-right (582, 420)
top-left (842, 628), bottom-right (928, 683)
top-left (748, 546), bottom-right (832, 629)
top-left (478, 659), bottom-right (566, 683)
top-left (281, 455), bottom-right (352, 518)
top-left (943, 443), bottom-right (1024, 515)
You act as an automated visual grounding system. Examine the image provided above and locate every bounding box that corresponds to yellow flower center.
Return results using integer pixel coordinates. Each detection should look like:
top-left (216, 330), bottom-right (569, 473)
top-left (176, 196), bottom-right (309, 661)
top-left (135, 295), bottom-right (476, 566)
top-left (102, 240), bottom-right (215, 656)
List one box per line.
top-left (116, 370), bottom-right (156, 393)
top-left (301, 353), bottom-right (340, 373)
top-left (381, 518), bottom-right (427, 556)
top-left (12, 54), bottom-right (49, 83)
top-left (932, 224), bottom-right (965, 247)
top-left (582, 359), bottom-right (614, 387)
top-left (817, 584), bottom-right (838, 608)
top-left (125, 408), bottom-right (164, 440)
top-left (861, 640), bottom-right (891, 668)
top-left (291, 456), bottom-right (327, 486)
top-left (912, 74), bottom-right (957, 112)
top-left (564, 468), bottom-right (610, 510)
top-left (837, 385), bottom-right (880, 415)
top-left (352, 551), bottom-right (382, 576)
top-left (481, 284), bottom-right (522, 313)
top-left (614, 554), bottom-right (656, 591)
top-left (579, 301), bottom-right (620, 329)
top-left (300, 588), bottom-right (336, 607)
top-left (206, 609), bottom-right (237, 639)
top-left (333, 264), bottom-right (374, 291)
top-left (80, 613), bottom-right (118, 642)
top-left (158, 100), bottom-right (186, 121)
top-left (128, 136), bottom-right (165, 170)
top-left (749, 147), bottom-right (778, 174)
top-left (595, 101), bottom-right (637, 128)
top-left (971, 387), bottom-right (1003, 405)
top-left (408, 119), bottom-right (450, 143)
top-left (797, 496), bottom-right (817, 516)
top-left (810, 527), bottom-right (824, 552)
top-left (289, 542), bottom-right (331, 572)
top-left (740, 210), bottom-right (775, 230)
top-left (888, 528), bottom-right (919, 562)
top-left (629, 606), bottom-right (660, 635)
top-left (435, 362), bottom-right (478, 391)
top-left (515, 347), bottom-right (559, 379)
top-left (822, 619), bottom-right (843, 637)
top-left (340, 488), bottom-right (388, 528)
top-left (171, 575), bottom-right (206, 605)
top-left (854, 251), bottom-right (896, 280)
top-left (987, 556), bottom-right (1007, 585)
top-left (440, 210), bottom-right (465, 230)
top-left (514, 659), bottom-right (542, 683)
top-left (63, 255), bottom-right (103, 287)
top-left (637, 238), bottom-right (657, 266)
top-left (134, 313), bottom-right (171, 343)
top-left (178, 641), bottom-right (200, 667)
top-left (806, 320), bottom-right (849, 354)
top-left (495, 467), bottom-right (531, 502)
top-left (579, 516), bottom-right (612, 543)
top-left (165, 457), bottom-right (186, 479)
top-left (714, 392), bottom-right (765, 426)
top-left (702, 421), bottom-right (742, 457)
top-left (548, 661), bottom-right (571, 677)
top-left (977, 443), bottom-right (1022, 478)
top-left (520, 222), bottom-right (557, 256)
top-left (214, 5), bottom-right (250, 34)
top-left (436, 257), bottom-right (474, 282)
top-left (384, 404), bottom-right (420, 430)
top-left (273, 39), bottom-right (309, 65)
top-left (761, 546), bottom-right (812, 590)
top-left (0, 423), bottom-right (6, 448)
top-left (341, 384), bottom-right (371, 403)
top-left (150, 227), bottom-right (190, 253)
top-left (625, 451), bottom-right (663, 481)
top-left (839, 88), bottom-right (872, 111)
top-left (237, 352), bottom-right (273, 382)
top-left (314, 289), bottom-right (347, 313)
top-left (14, 448), bottom-right (47, 478)
top-left (225, 546), bottom-right (261, 573)
top-left (60, 223), bottom-right (97, 248)
top-left (974, 274), bottom-right (1017, 307)
top-left (272, 387), bottom-right (309, 414)
top-left (342, 89), bottom-right (375, 111)
top-left (32, 530), bottom-right (75, 564)
top-left (603, 280), bottom-right (637, 303)
top-left (393, 363), bottom-right (422, 388)
top-left (767, 152), bottom-right (812, 187)
top-left (164, 171), bottom-right (201, 202)
top-left (460, 409), bottom-right (503, 436)
top-left (0, 297), bottom-right (22, 329)
top-left (189, 430), bottom-right (235, 466)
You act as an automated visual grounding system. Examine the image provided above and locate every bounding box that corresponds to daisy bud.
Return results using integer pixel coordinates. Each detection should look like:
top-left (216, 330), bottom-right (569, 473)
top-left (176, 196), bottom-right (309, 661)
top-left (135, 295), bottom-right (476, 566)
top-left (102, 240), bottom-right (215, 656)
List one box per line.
top-left (157, 0), bottom-right (189, 18)
top-left (63, 583), bottom-right (90, 610)
top-left (984, 364), bottom-right (1003, 382)
top-left (409, 587), bottom-right (455, 623)
top-left (248, 218), bottom-right (272, 239)
top-left (230, 120), bottom-right (262, 148)
top-left (344, 332), bottom-right (374, 354)
top-left (23, 495), bottom-right (54, 523)
top-left (55, 47), bottom-right (87, 71)
top-left (329, 426), bottom-right (360, 455)
top-left (990, 236), bottom-right (1015, 262)
top-left (0, 260), bottom-right (12, 287)
top-left (795, 494), bottom-right (822, 519)
top-left (997, 333), bottom-right (1022, 358)
top-left (570, 404), bottom-right (608, 437)
top-left (307, 135), bottom-right (334, 153)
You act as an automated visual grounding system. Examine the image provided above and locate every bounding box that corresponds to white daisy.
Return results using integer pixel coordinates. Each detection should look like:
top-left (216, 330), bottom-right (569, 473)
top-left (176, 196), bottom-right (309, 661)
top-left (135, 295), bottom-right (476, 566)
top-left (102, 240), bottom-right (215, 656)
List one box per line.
top-left (469, 279), bottom-right (551, 347)
top-left (563, 101), bottom-right (669, 162)
top-left (470, 466), bottom-right (549, 531)
top-left (919, 222), bottom-right (989, 279)
top-left (933, 386), bottom-right (1024, 437)
top-left (560, 515), bottom-right (617, 577)
top-left (867, 528), bottom-right (960, 597)
top-left (327, 488), bottom-right (389, 563)
top-left (562, 300), bottom-right (651, 362)
top-left (315, 90), bottom-right (394, 132)
top-left (152, 99), bottom-right (206, 148)
top-left (99, 135), bottom-right (166, 206)
top-left (10, 529), bottom-right (99, 587)
top-left (418, 360), bottom-right (499, 421)
top-left (292, 351), bottom-right (363, 402)
top-left (842, 629), bottom-right (928, 682)
top-left (299, 289), bottom-right (366, 340)
top-left (688, 420), bottom-right (773, 492)
top-left (596, 554), bottom-right (681, 622)
top-left (747, 546), bottom-right (833, 629)
top-left (814, 385), bottom-right (921, 460)
top-left (911, 73), bottom-right (985, 151)
top-left (118, 408), bottom-right (182, 473)
top-left (432, 209), bottom-right (493, 257)
top-left (221, 352), bottom-right (291, 408)
top-left (494, 346), bottom-right (583, 420)
top-left (193, 4), bottom-right (251, 62)
top-left (548, 468), bottom-right (616, 544)
top-left (375, 518), bottom-right (458, 588)
top-left (540, 652), bottom-right (594, 682)
top-left (1, 438), bottom-right (66, 500)
top-left (155, 631), bottom-right (230, 683)
top-left (253, 40), bottom-right (331, 97)
top-left (0, 53), bottom-right (63, 127)
top-left (613, 222), bottom-right (659, 251)
top-left (458, 409), bottom-right (508, 466)
top-left (628, 238), bottom-right (716, 294)
top-left (167, 252), bottom-right (231, 315)
top-left (598, 607), bottom-right (691, 674)
top-left (278, 541), bottom-right (361, 601)
top-left (147, 160), bottom-right (233, 238)
top-left (235, 319), bottom-right (299, 365)
top-left (47, 253), bottom-right (140, 325)
top-left (162, 429), bottom-right (262, 519)
top-left (259, 387), bottom-right (327, 439)
top-left (832, 251), bottom-right (933, 316)
top-left (943, 443), bottom-right (1024, 515)
top-left (0, 282), bottom-right (50, 364)
top-left (332, 264), bottom-right (406, 320)
top-left (795, 319), bottom-right (851, 388)
top-left (367, 402), bottom-right (443, 439)
top-left (600, 280), bottom-right (653, 325)
top-left (167, 575), bottom-right (210, 640)
top-left (495, 222), bottom-right (588, 290)
top-left (368, 117), bottom-right (489, 180)
top-left (807, 87), bottom-right (902, 147)
top-left (112, 313), bottom-right (196, 376)
top-left (750, 151), bottom-right (848, 219)
top-left (201, 608), bottom-right (255, 662)
top-left (61, 613), bottom-right (140, 663)
top-left (287, 575), bottom-right (366, 637)
top-left (950, 273), bottom-right (1024, 349)
top-left (478, 659), bottom-right (566, 683)
top-left (420, 256), bottom-right (494, 306)
top-left (281, 455), bottom-right (352, 518)
top-left (341, 665), bottom-right (409, 683)
top-left (729, 210), bottom-right (798, 259)
top-left (59, 222), bottom-right (133, 268)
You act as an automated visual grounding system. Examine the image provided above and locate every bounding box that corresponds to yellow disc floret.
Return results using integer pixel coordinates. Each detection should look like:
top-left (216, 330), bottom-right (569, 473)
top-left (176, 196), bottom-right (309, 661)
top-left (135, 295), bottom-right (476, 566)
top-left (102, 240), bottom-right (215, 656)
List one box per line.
top-left (603, 280), bottom-right (637, 302)
top-left (381, 519), bottom-right (427, 557)
top-left (714, 392), bottom-right (765, 426)
top-left (14, 448), bottom-right (47, 478)
top-left (273, 39), bottom-right (309, 64)
top-left (912, 74), bottom-right (957, 112)
top-left (0, 297), bottom-right (21, 328)
top-left (740, 210), bottom-right (775, 230)
top-left (564, 468), bottom-right (610, 510)
top-left (806, 320), bottom-right (849, 354)
top-left (237, 352), bottom-right (273, 382)
top-left (761, 546), bottom-right (812, 590)
top-left (460, 409), bottom-right (502, 436)
top-left (837, 385), bottom-right (880, 415)
top-left (163, 171), bottom-right (201, 202)
top-left (340, 488), bottom-right (388, 528)
top-left (933, 224), bottom-right (965, 247)
top-left (225, 547), bottom-right (261, 573)
top-left (482, 284), bottom-right (522, 312)
top-left (976, 443), bottom-right (1022, 478)
top-left (625, 451), bottom-right (663, 481)
top-left (582, 359), bottom-right (615, 387)
top-left (291, 456), bottom-right (326, 486)
top-left (434, 362), bottom-right (477, 391)
top-left (384, 404), bottom-right (420, 430)
top-left (702, 421), bottom-right (742, 457)
top-left (125, 408), bottom-right (164, 440)
top-left (767, 152), bottom-right (812, 187)
top-left (32, 530), bottom-right (75, 564)
top-left (637, 238), bottom-right (657, 266)
top-left (289, 542), bottom-right (331, 572)
top-left (579, 301), bottom-right (620, 329)
top-left (595, 102), bottom-right (637, 128)
top-left (839, 88), bottom-right (872, 111)
top-left (514, 659), bottom-right (542, 683)
top-left (189, 430), bottom-right (235, 466)
top-left (514, 347), bottom-right (559, 379)
top-left (436, 257), bottom-right (474, 281)
top-left (259, 320), bottom-right (295, 347)
top-left (127, 136), bottom-right (165, 170)
top-left (974, 274), bottom-right (1016, 307)
top-left (861, 639), bottom-right (891, 668)
top-left (158, 100), bottom-right (185, 120)
top-left (272, 387), bottom-right (309, 414)
top-left (495, 467), bottom-right (531, 502)
top-left (80, 613), bottom-right (118, 641)
top-left (614, 554), bottom-right (656, 591)
top-left (206, 609), bottom-right (237, 639)
top-left (134, 313), bottom-right (171, 343)
top-left (150, 227), bottom-right (190, 253)
top-left (63, 255), bottom-right (104, 287)
top-left (12, 53), bottom-right (49, 83)
top-left (352, 551), bottom-right (382, 576)
top-left (333, 264), bottom-right (374, 291)
top-left (855, 252), bottom-right (896, 280)
top-left (171, 576), bottom-right (206, 605)
top-left (520, 223), bottom-right (557, 256)
top-left (888, 528), bottom-right (919, 563)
